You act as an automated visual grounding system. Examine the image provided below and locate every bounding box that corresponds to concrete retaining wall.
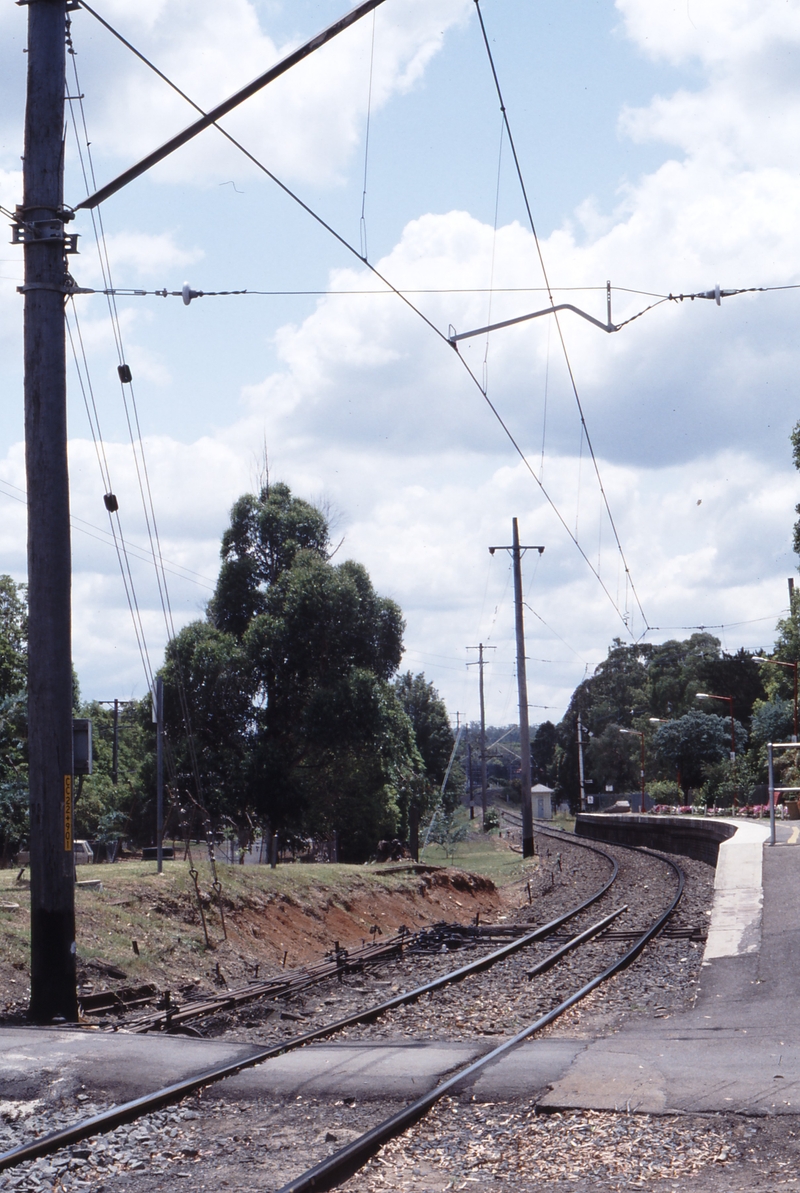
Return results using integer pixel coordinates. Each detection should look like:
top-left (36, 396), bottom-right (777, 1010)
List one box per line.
top-left (574, 812), bottom-right (737, 865)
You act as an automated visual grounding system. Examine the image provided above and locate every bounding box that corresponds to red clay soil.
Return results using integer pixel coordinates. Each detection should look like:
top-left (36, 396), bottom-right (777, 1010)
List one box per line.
top-left (215, 868), bottom-right (505, 971)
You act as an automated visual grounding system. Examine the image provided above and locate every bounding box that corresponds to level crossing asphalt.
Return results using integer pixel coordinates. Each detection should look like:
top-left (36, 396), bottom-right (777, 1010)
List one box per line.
top-left (0, 819), bottom-right (797, 1114)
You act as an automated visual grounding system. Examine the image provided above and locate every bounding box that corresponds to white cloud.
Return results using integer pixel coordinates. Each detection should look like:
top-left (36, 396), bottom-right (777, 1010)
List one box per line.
top-left (616, 0), bottom-right (800, 68)
top-left (64, 0), bottom-right (471, 190)
top-left (617, 0), bottom-right (800, 170)
top-left (4, 0), bottom-right (800, 724)
top-left (78, 231), bottom-right (204, 285)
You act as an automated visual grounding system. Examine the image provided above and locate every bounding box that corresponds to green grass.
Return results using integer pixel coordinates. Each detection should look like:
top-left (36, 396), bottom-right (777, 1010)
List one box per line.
top-left (0, 857), bottom-right (449, 987)
top-left (420, 808), bottom-right (577, 885)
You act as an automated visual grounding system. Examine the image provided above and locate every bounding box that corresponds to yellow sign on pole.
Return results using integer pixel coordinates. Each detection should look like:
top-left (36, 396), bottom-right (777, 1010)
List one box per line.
top-left (64, 775), bottom-right (73, 852)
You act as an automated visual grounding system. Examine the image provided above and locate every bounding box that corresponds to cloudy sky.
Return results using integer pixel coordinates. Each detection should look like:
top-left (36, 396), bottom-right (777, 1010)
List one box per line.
top-left (1, 0), bottom-right (799, 725)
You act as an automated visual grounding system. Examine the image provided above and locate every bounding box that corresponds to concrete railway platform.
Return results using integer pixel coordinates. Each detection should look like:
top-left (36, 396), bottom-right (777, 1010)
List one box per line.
top-left (0, 816), bottom-right (797, 1118)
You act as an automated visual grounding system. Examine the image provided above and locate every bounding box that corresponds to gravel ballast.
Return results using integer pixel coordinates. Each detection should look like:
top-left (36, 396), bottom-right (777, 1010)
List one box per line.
top-left (0, 831), bottom-right (756, 1193)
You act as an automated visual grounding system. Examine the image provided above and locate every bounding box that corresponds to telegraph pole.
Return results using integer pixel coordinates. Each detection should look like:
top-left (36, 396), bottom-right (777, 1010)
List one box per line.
top-left (112, 699), bottom-right (119, 785)
top-left (98, 698), bottom-right (134, 785)
top-left (14, 0), bottom-right (394, 1025)
top-left (577, 711), bottom-right (587, 812)
top-left (20, 0), bottom-right (78, 1023)
top-left (467, 643), bottom-right (494, 824)
top-left (489, 522), bottom-right (544, 859)
top-left (155, 678), bottom-right (164, 874)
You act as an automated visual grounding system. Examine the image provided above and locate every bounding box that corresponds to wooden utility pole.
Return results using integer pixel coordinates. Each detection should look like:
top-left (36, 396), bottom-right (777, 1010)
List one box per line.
top-left (15, 0), bottom-right (393, 1025)
top-left (21, 0), bottom-right (78, 1023)
top-left (155, 677), bottom-right (164, 874)
top-left (98, 698), bottom-right (134, 785)
top-left (489, 522), bottom-right (544, 859)
top-left (467, 643), bottom-right (494, 824)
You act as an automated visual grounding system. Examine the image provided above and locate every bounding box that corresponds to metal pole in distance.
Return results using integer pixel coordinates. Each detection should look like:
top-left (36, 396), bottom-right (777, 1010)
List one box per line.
top-left (156, 678), bottom-right (164, 874)
top-left (478, 646), bottom-right (488, 823)
top-left (729, 700), bottom-right (738, 811)
top-left (511, 519), bottom-right (534, 858)
top-left (467, 643), bottom-right (493, 824)
top-left (768, 742), bottom-right (776, 847)
top-left (577, 711), bottom-right (587, 812)
top-left (112, 698), bottom-right (119, 785)
top-left (24, 0), bottom-right (78, 1025)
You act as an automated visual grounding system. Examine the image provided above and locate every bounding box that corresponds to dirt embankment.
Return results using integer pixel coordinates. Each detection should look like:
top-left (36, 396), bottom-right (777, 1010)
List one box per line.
top-left (0, 863), bottom-right (506, 1010)
top-left (224, 868), bottom-right (502, 965)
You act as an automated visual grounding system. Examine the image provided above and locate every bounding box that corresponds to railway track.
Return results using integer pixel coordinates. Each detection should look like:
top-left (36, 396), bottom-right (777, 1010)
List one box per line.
top-left (0, 831), bottom-right (687, 1190)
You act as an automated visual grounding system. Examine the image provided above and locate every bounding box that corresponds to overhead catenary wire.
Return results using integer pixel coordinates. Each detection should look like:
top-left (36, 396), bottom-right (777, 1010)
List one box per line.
top-left (63, 23), bottom-right (158, 694)
top-left (472, 0), bottom-right (649, 641)
top-left (67, 7), bottom-right (800, 651)
top-left (64, 303), bottom-right (155, 693)
top-left (39, 276), bottom-right (800, 312)
top-left (359, 8), bottom-right (377, 261)
top-left (482, 115), bottom-right (506, 394)
top-left (70, 4), bottom-right (645, 637)
top-left (0, 477), bottom-right (215, 590)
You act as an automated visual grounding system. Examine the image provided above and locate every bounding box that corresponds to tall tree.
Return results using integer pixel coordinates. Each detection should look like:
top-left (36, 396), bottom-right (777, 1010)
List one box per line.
top-left (531, 721), bottom-right (558, 786)
top-left (0, 576), bottom-right (27, 700)
top-left (160, 623), bottom-right (252, 825)
top-left (209, 482), bottom-right (329, 638)
top-left (162, 484), bottom-right (415, 860)
top-left (792, 419), bottom-right (800, 562)
top-left (394, 672), bottom-right (454, 787)
top-left (0, 578), bottom-right (27, 862)
top-left (394, 671), bottom-right (457, 823)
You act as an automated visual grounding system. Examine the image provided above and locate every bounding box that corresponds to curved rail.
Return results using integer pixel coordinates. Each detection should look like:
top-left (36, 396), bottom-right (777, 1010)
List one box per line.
top-left (0, 841), bottom-right (618, 1174)
top-left (275, 847), bottom-right (685, 1193)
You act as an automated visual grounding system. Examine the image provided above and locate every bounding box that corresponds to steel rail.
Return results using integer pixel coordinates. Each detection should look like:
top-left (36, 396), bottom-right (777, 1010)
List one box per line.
top-left (127, 833), bottom-right (618, 1034)
top-left (0, 845), bottom-right (619, 1174)
top-left (275, 851), bottom-right (685, 1193)
top-left (123, 934), bottom-right (409, 1033)
top-left (525, 904), bottom-right (628, 978)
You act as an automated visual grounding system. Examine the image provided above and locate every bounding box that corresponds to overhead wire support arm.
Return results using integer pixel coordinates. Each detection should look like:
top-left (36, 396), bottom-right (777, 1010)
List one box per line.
top-left (73, 0), bottom-right (388, 210)
top-left (449, 300), bottom-right (617, 346)
top-left (447, 280), bottom-right (748, 346)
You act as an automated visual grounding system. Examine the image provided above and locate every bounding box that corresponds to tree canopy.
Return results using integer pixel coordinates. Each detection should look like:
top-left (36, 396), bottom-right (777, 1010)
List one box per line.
top-left (555, 631), bottom-right (765, 807)
top-left (0, 577), bottom-right (27, 861)
top-left (160, 483), bottom-right (427, 860)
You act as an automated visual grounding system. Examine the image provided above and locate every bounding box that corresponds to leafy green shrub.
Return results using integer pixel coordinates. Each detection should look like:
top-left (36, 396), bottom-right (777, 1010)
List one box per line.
top-left (483, 807), bottom-right (500, 833)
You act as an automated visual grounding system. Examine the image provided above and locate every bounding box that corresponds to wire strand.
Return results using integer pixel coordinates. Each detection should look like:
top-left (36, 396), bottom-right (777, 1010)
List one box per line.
top-left (76, 1), bottom-right (645, 635)
top-left (359, 9), bottom-right (376, 261)
top-left (66, 21), bottom-right (220, 868)
top-left (473, 0), bottom-right (649, 639)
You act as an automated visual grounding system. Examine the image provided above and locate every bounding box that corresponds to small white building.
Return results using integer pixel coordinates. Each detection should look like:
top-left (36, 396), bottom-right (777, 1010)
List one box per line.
top-left (531, 783), bottom-right (554, 821)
